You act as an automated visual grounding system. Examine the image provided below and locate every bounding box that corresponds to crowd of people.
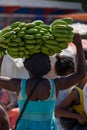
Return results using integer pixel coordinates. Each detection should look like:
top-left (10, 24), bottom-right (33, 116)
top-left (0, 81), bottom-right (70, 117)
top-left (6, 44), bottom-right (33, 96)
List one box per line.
top-left (0, 33), bottom-right (86, 130)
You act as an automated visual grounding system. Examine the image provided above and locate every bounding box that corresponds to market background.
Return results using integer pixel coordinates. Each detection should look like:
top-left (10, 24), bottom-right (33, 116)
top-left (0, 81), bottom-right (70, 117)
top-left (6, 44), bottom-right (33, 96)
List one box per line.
top-left (0, 0), bottom-right (87, 37)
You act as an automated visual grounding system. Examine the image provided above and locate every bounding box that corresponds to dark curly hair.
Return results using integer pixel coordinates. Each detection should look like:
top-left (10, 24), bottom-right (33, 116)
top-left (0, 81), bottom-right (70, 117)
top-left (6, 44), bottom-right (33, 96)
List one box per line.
top-left (54, 54), bottom-right (74, 76)
top-left (23, 52), bottom-right (51, 78)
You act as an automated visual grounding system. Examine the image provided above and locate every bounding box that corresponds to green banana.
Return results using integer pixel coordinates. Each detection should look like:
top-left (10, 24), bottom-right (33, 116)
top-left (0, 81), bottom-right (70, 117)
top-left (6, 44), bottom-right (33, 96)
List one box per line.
top-left (7, 50), bottom-right (19, 58)
top-left (18, 42), bottom-right (25, 46)
top-left (40, 24), bottom-right (50, 30)
top-left (0, 49), bottom-right (5, 58)
top-left (11, 21), bottom-right (21, 29)
top-left (56, 37), bottom-right (72, 43)
top-left (0, 19), bottom-right (74, 58)
top-left (26, 44), bottom-right (35, 49)
top-left (18, 22), bottom-right (26, 28)
top-left (41, 46), bottom-right (56, 56)
top-left (21, 27), bottom-right (27, 31)
top-left (23, 35), bottom-right (34, 39)
top-left (19, 47), bottom-right (25, 51)
top-left (42, 35), bottom-right (50, 40)
top-left (0, 43), bottom-right (7, 48)
top-left (17, 31), bottom-right (25, 37)
top-left (34, 33), bottom-right (42, 39)
top-left (7, 47), bottom-right (19, 52)
top-left (0, 37), bottom-right (6, 43)
top-left (44, 43), bottom-right (59, 51)
top-left (51, 24), bottom-right (67, 31)
top-left (52, 29), bottom-right (68, 34)
top-left (67, 26), bottom-right (73, 31)
top-left (58, 43), bottom-right (68, 49)
top-left (34, 26), bottom-right (41, 31)
top-left (5, 38), bottom-right (11, 43)
top-left (25, 50), bottom-right (30, 55)
top-left (13, 27), bottom-right (20, 32)
top-left (8, 42), bottom-right (18, 47)
top-left (33, 20), bottom-right (44, 26)
top-left (44, 40), bottom-right (58, 46)
top-left (51, 19), bottom-right (68, 26)
top-left (9, 33), bottom-right (16, 39)
top-left (62, 17), bottom-right (73, 24)
top-left (2, 32), bottom-right (12, 38)
top-left (35, 39), bottom-right (43, 44)
top-left (34, 45), bottom-right (40, 50)
top-left (49, 35), bottom-right (55, 40)
top-left (12, 38), bottom-right (22, 42)
top-left (25, 55), bottom-right (30, 59)
top-left (26, 29), bottom-right (38, 34)
top-left (39, 30), bottom-right (45, 35)
top-left (0, 26), bottom-right (11, 36)
top-left (40, 28), bottom-right (48, 32)
top-left (26, 23), bottom-right (35, 28)
top-left (25, 40), bottom-right (35, 44)
top-left (19, 52), bottom-right (24, 58)
top-left (53, 33), bottom-right (68, 38)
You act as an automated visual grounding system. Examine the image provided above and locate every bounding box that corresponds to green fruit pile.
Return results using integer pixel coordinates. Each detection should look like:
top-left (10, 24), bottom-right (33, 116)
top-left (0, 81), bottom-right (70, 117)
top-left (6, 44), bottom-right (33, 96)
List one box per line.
top-left (0, 17), bottom-right (74, 58)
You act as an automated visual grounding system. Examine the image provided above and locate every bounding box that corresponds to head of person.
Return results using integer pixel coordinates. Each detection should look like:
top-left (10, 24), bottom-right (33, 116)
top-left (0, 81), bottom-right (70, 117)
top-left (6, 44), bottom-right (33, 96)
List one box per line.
top-left (23, 52), bottom-right (51, 78)
top-left (54, 54), bottom-right (74, 76)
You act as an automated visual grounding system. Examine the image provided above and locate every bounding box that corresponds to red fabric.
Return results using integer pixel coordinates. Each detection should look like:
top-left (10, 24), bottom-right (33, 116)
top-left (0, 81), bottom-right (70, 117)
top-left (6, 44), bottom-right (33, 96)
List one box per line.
top-left (3, 6), bottom-right (20, 13)
top-left (57, 13), bottom-right (87, 22)
top-left (7, 108), bottom-right (19, 130)
top-left (0, 90), bottom-right (9, 104)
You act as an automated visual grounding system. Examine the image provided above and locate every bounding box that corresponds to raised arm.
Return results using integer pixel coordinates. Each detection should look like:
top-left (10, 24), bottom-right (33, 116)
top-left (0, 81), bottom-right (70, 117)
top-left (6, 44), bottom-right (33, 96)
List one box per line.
top-left (55, 33), bottom-right (86, 91)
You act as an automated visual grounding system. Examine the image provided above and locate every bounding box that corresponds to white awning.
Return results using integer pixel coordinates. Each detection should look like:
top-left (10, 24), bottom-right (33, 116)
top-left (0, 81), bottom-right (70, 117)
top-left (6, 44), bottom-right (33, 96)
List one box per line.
top-left (0, 0), bottom-right (82, 9)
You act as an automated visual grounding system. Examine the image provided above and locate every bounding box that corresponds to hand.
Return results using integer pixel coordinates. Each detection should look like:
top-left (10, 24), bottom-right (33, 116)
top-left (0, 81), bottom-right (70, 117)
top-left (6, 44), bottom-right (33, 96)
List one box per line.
top-left (77, 115), bottom-right (87, 125)
top-left (73, 33), bottom-right (82, 47)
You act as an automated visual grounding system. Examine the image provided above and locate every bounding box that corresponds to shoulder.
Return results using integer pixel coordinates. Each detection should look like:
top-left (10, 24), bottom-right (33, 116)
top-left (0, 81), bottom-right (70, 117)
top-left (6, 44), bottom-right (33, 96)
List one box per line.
top-left (53, 77), bottom-right (65, 92)
top-left (71, 87), bottom-right (80, 93)
top-left (70, 87), bottom-right (80, 99)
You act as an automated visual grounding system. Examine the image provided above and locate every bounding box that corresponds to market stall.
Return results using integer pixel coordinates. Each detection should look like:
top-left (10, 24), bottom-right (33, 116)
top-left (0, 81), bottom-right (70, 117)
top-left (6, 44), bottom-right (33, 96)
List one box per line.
top-left (0, 0), bottom-right (82, 28)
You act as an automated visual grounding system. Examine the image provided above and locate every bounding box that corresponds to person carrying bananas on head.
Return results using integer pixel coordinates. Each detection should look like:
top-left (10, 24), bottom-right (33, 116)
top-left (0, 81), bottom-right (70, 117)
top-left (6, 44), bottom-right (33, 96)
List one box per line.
top-left (0, 32), bottom-right (85, 130)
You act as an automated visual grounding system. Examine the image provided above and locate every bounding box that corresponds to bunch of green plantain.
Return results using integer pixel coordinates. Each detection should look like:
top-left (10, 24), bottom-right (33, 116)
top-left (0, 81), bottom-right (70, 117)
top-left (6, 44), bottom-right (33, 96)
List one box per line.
top-left (0, 17), bottom-right (74, 58)
top-left (50, 17), bottom-right (74, 54)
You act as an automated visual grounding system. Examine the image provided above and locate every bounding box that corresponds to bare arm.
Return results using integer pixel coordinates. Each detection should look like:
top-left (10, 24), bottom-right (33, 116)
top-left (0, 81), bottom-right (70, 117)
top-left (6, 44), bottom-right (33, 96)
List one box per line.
top-left (0, 105), bottom-right (10, 130)
top-left (0, 76), bottom-right (21, 95)
top-left (55, 33), bottom-right (86, 91)
top-left (55, 90), bottom-right (87, 124)
top-left (0, 53), bottom-right (21, 94)
top-left (55, 90), bottom-right (79, 120)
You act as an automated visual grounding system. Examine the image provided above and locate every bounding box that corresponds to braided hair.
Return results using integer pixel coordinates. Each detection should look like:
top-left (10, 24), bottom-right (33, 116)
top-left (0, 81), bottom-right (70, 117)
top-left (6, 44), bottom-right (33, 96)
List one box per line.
top-left (54, 54), bottom-right (74, 76)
